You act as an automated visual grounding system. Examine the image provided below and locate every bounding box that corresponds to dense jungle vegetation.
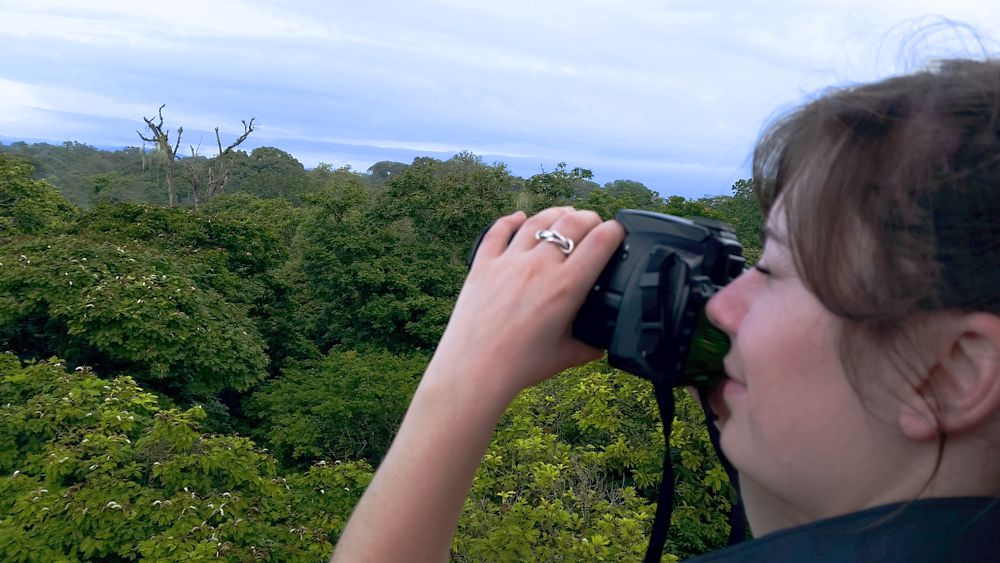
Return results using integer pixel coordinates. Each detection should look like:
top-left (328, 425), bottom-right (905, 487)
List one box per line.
top-left (0, 140), bottom-right (762, 561)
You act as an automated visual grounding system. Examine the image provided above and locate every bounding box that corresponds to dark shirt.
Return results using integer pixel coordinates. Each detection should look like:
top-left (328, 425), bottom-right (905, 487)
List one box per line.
top-left (686, 497), bottom-right (1000, 562)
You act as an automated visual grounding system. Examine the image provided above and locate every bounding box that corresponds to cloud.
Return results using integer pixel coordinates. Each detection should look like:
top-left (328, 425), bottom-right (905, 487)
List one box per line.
top-left (0, 0), bottom-right (330, 43)
top-left (2, 1), bottom-right (999, 197)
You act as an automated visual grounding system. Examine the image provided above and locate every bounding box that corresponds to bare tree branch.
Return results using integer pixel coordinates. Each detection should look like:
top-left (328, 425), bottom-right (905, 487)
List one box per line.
top-left (137, 106), bottom-right (255, 206)
top-left (203, 117), bottom-right (255, 201)
top-left (137, 104), bottom-right (182, 206)
top-left (216, 117), bottom-right (255, 155)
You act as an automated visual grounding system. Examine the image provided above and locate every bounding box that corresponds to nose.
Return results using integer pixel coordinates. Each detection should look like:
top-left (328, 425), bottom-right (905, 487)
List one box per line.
top-left (705, 268), bottom-right (753, 337)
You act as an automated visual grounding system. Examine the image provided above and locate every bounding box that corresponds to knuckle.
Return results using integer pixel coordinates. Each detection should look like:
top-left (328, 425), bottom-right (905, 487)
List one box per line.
top-left (558, 210), bottom-right (597, 232)
top-left (584, 222), bottom-right (622, 247)
top-left (577, 209), bottom-right (602, 225)
top-left (494, 213), bottom-right (521, 231)
top-left (527, 207), bottom-right (566, 226)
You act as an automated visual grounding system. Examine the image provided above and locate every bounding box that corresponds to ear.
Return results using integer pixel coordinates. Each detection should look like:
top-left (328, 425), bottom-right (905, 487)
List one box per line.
top-left (899, 313), bottom-right (1000, 441)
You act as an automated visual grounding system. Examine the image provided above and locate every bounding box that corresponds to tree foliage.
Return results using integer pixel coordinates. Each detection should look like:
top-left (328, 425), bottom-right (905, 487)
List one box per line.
top-left (374, 152), bottom-right (516, 248)
top-left (228, 147), bottom-right (308, 201)
top-left (366, 160), bottom-right (409, 186)
top-left (74, 197), bottom-right (313, 373)
top-left (0, 154), bottom-right (78, 238)
top-left (521, 162), bottom-right (597, 212)
top-left (699, 179), bottom-right (763, 263)
top-left (0, 354), bottom-right (371, 562)
top-left (454, 363), bottom-right (733, 561)
top-left (0, 140), bottom-right (766, 560)
top-left (286, 155), bottom-right (515, 353)
top-left (0, 236), bottom-right (268, 395)
top-left (247, 348), bottom-right (428, 466)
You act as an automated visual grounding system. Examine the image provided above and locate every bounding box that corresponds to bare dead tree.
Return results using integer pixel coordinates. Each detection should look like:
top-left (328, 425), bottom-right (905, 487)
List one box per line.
top-left (139, 106), bottom-right (255, 207)
top-left (183, 144), bottom-right (204, 207)
top-left (137, 104), bottom-right (182, 207)
top-left (185, 119), bottom-right (256, 206)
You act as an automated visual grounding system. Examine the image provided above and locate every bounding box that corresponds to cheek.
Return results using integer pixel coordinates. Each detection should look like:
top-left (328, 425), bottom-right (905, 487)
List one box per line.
top-left (744, 288), bottom-right (844, 383)
top-left (736, 298), bottom-right (852, 444)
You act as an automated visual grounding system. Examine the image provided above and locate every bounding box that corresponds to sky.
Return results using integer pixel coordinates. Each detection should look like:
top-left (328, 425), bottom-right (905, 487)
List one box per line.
top-left (1, 1), bottom-right (999, 198)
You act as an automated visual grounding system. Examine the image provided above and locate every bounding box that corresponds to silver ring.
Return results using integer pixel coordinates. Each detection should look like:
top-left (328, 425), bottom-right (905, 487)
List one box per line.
top-left (535, 229), bottom-right (574, 254)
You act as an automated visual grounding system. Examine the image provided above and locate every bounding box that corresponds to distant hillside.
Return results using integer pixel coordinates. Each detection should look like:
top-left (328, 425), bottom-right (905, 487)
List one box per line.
top-left (0, 141), bottom-right (167, 207)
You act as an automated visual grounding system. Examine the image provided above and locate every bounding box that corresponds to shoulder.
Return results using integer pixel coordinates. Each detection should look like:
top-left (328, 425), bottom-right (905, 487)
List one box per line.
top-left (685, 497), bottom-right (1000, 563)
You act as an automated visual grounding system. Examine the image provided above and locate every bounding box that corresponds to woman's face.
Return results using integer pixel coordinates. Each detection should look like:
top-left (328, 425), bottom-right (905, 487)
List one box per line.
top-left (705, 207), bottom-right (915, 529)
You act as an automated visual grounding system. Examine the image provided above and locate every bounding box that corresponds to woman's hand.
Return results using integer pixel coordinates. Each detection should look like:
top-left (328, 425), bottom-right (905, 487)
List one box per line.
top-left (425, 206), bottom-right (626, 402)
top-left (331, 207), bottom-right (624, 563)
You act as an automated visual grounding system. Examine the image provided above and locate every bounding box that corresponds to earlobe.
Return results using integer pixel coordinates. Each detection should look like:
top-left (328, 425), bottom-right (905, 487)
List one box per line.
top-left (900, 313), bottom-right (1000, 440)
top-left (899, 393), bottom-right (942, 441)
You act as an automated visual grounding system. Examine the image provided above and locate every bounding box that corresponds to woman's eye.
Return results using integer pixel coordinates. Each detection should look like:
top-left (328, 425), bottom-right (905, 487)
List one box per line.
top-left (754, 264), bottom-right (772, 276)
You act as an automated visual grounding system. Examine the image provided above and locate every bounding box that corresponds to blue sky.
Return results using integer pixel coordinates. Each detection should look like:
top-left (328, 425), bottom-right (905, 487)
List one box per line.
top-left (1, 1), bottom-right (998, 198)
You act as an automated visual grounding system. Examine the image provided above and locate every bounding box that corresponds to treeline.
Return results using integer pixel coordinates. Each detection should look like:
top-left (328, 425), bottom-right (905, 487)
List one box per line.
top-left (0, 141), bottom-right (318, 208)
top-left (0, 143), bottom-right (762, 561)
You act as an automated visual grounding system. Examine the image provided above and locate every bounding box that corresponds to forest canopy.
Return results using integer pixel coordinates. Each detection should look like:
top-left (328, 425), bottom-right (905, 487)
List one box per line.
top-left (0, 141), bottom-right (762, 561)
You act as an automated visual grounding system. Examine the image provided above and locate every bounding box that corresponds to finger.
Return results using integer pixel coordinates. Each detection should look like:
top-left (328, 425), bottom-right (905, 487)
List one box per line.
top-left (509, 206), bottom-right (575, 251)
top-left (474, 211), bottom-right (526, 261)
top-left (533, 209), bottom-right (603, 258)
top-left (564, 219), bottom-right (626, 297)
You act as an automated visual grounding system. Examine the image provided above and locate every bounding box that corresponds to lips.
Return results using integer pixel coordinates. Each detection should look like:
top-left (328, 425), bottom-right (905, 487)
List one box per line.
top-left (705, 358), bottom-right (743, 424)
top-left (706, 382), bottom-right (731, 423)
top-left (721, 357), bottom-right (744, 386)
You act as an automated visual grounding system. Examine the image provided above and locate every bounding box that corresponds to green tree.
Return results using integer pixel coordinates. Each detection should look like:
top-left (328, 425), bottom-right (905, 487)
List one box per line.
top-left (521, 162), bottom-right (595, 212)
top-left (228, 147), bottom-right (308, 202)
top-left (699, 179), bottom-right (763, 263)
top-left (304, 164), bottom-right (371, 223)
top-left (286, 154), bottom-right (514, 353)
top-left (453, 361), bottom-right (733, 561)
top-left (285, 198), bottom-right (459, 352)
top-left (375, 152), bottom-right (516, 248)
top-left (0, 141), bottom-right (187, 207)
top-left (0, 154), bottom-right (78, 239)
top-left (247, 348), bottom-right (428, 466)
top-left (365, 160), bottom-right (409, 186)
top-left (76, 197), bottom-right (314, 373)
top-left (604, 179), bottom-right (662, 208)
top-left (0, 138), bottom-right (755, 559)
top-left (0, 354), bottom-right (371, 562)
top-left (0, 236), bottom-right (268, 396)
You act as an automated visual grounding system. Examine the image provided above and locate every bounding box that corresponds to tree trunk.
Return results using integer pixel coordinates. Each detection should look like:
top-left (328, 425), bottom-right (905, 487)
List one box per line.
top-left (165, 163), bottom-right (178, 207)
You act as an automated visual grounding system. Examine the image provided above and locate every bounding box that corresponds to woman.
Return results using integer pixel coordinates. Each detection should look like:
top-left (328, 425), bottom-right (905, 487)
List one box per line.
top-left (332, 59), bottom-right (1000, 561)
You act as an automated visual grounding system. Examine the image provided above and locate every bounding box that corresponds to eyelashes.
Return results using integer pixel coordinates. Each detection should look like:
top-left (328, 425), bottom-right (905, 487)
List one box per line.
top-left (754, 264), bottom-right (772, 276)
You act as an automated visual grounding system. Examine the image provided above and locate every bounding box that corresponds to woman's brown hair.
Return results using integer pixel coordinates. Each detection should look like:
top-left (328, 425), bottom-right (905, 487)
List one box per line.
top-left (752, 59), bottom-right (1000, 422)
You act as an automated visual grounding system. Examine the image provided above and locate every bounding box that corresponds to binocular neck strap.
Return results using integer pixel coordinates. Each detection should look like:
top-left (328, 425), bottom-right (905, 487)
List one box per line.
top-left (699, 389), bottom-right (749, 545)
top-left (642, 381), bottom-right (747, 563)
top-left (643, 380), bottom-right (677, 563)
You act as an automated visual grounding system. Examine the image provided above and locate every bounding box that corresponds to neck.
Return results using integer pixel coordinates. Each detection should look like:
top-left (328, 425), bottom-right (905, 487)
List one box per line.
top-left (738, 431), bottom-right (1000, 537)
top-left (738, 477), bottom-right (811, 536)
